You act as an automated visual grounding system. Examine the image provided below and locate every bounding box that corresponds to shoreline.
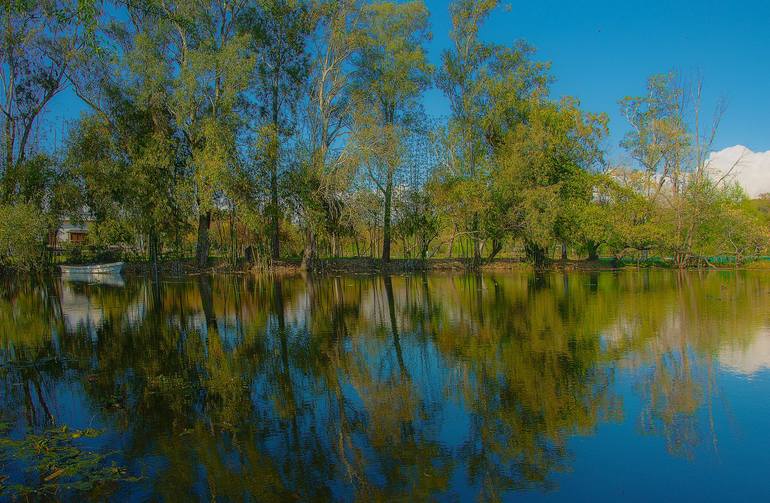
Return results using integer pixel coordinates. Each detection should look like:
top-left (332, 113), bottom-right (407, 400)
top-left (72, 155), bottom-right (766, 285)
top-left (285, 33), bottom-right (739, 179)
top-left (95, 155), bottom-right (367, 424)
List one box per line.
top-left (111, 257), bottom-right (770, 276)
top-left (6, 257), bottom-right (770, 277)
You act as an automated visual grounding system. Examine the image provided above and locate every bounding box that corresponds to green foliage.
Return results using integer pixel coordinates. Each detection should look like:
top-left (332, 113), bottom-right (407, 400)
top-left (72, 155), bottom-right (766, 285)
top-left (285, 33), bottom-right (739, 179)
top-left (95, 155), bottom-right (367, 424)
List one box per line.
top-left (432, 0), bottom-right (551, 260)
top-left (1, 155), bottom-right (59, 206)
top-left (492, 98), bottom-right (608, 265)
top-left (619, 72), bottom-right (690, 181)
top-left (0, 203), bottom-right (50, 270)
top-left (355, 1), bottom-right (433, 123)
top-left (394, 187), bottom-right (439, 258)
top-left (0, 2), bottom-right (766, 270)
top-left (352, 0), bottom-right (433, 261)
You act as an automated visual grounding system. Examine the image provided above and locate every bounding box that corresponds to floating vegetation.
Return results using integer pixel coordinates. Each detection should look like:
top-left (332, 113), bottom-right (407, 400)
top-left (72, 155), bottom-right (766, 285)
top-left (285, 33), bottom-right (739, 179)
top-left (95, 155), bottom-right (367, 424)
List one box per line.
top-left (0, 424), bottom-right (140, 500)
top-left (145, 374), bottom-right (195, 395)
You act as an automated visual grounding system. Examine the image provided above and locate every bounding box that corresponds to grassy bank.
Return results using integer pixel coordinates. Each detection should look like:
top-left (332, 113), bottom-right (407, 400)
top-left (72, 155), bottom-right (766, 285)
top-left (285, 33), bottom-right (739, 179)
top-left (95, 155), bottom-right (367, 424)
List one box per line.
top-left (123, 257), bottom-right (533, 275)
top-left (9, 255), bottom-right (770, 277)
top-left (114, 256), bottom-right (770, 276)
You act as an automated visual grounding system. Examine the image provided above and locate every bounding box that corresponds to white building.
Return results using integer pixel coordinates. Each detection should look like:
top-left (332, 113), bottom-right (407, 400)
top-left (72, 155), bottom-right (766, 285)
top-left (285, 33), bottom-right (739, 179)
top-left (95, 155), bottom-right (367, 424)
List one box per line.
top-left (52, 218), bottom-right (90, 246)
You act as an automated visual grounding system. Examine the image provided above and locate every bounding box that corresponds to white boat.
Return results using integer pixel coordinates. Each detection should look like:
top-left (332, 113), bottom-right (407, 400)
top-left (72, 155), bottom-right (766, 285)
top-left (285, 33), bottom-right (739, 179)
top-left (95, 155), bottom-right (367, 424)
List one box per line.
top-left (61, 271), bottom-right (125, 287)
top-left (60, 262), bottom-right (125, 275)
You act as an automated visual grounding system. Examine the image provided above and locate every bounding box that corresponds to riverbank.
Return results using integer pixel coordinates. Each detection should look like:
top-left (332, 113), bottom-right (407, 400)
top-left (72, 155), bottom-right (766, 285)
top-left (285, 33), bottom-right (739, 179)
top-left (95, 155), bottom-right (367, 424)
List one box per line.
top-left (7, 256), bottom-right (769, 277)
top-left (119, 256), bottom-right (770, 275)
top-left (123, 257), bottom-right (534, 275)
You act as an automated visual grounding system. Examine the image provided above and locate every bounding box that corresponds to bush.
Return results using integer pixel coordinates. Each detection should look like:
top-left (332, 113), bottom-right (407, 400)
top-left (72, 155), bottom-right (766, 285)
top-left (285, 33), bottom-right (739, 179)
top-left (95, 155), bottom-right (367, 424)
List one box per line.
top-left (0, 203), bottom-right (50, 270)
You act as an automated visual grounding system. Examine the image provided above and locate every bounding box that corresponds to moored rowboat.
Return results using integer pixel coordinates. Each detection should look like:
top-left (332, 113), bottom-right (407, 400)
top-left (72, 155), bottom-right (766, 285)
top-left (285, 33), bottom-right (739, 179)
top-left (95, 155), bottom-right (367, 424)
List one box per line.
top-left (59, 262), bottom-right (124, 275)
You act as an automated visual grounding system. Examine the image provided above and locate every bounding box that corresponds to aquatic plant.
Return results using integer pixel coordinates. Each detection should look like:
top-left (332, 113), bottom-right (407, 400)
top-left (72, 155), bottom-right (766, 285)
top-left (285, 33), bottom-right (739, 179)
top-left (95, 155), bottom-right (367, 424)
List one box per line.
top-left (0, 424), bottom-right (139, 500)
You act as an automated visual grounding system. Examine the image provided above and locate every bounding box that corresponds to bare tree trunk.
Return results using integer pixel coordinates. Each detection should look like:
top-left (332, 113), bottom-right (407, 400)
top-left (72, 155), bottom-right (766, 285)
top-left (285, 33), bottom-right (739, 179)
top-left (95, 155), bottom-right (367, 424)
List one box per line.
top-left (230, 204), bottom-right (238, 267)
top-left (525, 241), bottom-right (547, 269)
top-left (270, 160), bottom-right (280, 260)
top-left (270, 67), bottom-right (281, 261)
top-left (382, 175), bottom-right (393, 263)
top-left (4, 115), bottom-right (14, 188)
top-left (488, 238), bottom-right (503, 261)
top-left (472, 213), bottom-right (481, 265)
top-left (301, 228), bottom-right (317, 271)
top-left (196, 211), bottom-right (211, 268)
top-left (149, 228), bottom-right (160, 276)
top-left (587, 241), bottom-right (600, 261)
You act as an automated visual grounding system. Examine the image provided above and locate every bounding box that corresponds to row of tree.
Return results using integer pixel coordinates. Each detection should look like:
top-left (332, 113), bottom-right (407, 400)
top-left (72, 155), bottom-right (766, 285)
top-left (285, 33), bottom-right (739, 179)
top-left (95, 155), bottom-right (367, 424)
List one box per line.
top-left (1, 0), bottom-right (767, 270)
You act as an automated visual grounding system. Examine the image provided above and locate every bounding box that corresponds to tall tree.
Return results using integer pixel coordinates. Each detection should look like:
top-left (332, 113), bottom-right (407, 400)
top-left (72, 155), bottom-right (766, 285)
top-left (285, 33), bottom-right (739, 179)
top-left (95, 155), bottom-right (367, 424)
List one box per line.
top-left (494, 98), bottom-right (607, 267)
top-left (245, 0), bottom-right (312, 260)
top-left (435, 0), bottom-right (549, 263)
top-left (352, 0), bottom-right (431, 263)
top-left (67, 1), bottom-right (200, 266)
top-left (0, 0), bottom-right (91, 198)
top-left (619, 72), bottom-right (690, 202)
top-left (154, 0), bottom-right (253, 268)
top-left (295, 0), bottom-right (362, 268)
top-left (620, 72), bottom-right (727, 267)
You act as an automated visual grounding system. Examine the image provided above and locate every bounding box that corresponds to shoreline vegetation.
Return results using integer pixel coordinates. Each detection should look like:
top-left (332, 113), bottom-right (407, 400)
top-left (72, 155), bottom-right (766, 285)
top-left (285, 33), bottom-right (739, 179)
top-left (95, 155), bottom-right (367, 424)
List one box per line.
top-left (9, 255), bottom-right (770, 276)
top-left (97, 256), bottom-right (770, 276)
top-left (1, 1), bottom-right (769, 274)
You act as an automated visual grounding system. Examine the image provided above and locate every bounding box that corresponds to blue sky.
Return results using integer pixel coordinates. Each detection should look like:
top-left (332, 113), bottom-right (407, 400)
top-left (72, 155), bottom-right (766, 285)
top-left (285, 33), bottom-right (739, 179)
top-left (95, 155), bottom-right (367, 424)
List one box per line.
top-left (45, 0), bottom-right (769, 160)
top-left (423, 0), bottom-right (770, 159)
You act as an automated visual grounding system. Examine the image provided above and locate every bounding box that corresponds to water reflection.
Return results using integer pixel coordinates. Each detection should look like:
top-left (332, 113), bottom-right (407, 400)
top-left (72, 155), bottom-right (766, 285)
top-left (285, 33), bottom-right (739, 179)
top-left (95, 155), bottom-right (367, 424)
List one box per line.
top-left (2, 271), bottom-right (770, 500)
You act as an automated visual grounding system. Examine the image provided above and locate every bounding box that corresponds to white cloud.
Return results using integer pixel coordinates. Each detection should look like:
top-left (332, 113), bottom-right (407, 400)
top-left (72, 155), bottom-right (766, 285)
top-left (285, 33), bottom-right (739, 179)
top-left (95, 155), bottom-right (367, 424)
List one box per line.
top-left (707, 145), bottom-right (770, 198)
top-left (720, 331), bottom-right (770, 376)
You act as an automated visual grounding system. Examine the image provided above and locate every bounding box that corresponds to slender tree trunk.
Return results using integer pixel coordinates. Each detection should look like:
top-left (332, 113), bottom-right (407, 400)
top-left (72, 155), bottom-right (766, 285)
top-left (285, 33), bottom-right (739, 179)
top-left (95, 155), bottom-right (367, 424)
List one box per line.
top-left (149, 228), bottom-right (159, 276)
top-left (270, 159), bottom-right (279, 260)
top-left (587, 241), bottom-right (599, 261)
top-left (561, 241), bottom-right (568, 261)
top-left (4, 116), bottom-right (13, 184)
top-left (382, 174), bottom-right (393, 263)
top-left (488, 238), bottom-right (503, 261)
top-left (368, 232), bottom-right (373, 258)
top-left (472, 213), bottom-right (481, 265)
top-left (196, 210), bottom-right (211, 268)
top-left (525, 241), bottom-right (547, 269)
top-left (270, 68), bottom-right (281, 261)
top-left (301, 228), bottom-right (317, 271)
top-left (230, 204), bottom-right (238, 267)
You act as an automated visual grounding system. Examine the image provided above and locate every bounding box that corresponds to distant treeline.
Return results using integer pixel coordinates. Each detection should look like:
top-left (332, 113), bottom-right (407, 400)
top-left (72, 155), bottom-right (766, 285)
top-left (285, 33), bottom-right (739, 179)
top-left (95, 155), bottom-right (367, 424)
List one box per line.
top-left (1, 0), bottom-right (768, 271)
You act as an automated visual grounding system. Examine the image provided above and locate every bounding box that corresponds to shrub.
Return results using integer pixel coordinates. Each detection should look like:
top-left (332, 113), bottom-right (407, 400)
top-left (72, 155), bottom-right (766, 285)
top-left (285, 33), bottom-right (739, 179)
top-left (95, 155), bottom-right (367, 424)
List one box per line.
top-left (0, 203), bottom-right (50, 270)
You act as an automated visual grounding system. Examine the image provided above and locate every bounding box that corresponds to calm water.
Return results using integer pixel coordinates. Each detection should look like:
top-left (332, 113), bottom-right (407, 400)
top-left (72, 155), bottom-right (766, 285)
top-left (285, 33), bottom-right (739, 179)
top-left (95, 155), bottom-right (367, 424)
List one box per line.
top-left (3, 271), bottom-right (770, 501)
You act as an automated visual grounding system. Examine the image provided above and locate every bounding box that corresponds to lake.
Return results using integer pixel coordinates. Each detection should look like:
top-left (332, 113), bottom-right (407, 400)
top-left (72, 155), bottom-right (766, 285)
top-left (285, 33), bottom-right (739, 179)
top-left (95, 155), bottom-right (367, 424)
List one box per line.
top-left (3, 270), bottom-right (770, 501)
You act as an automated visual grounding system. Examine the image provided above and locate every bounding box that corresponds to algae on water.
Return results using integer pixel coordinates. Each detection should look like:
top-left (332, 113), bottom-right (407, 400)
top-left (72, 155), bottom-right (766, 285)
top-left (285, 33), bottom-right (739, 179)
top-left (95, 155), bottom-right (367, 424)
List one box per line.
top-left (0, 423), bottom-right (139, 499)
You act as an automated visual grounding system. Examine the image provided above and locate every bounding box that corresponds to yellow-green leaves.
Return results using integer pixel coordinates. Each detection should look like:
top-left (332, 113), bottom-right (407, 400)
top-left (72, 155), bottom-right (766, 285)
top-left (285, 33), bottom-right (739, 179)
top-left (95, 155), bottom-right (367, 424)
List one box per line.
top-left (353, 1), bottom-right (432, 125)
top-left (0, 203), bottom-right (51, 270)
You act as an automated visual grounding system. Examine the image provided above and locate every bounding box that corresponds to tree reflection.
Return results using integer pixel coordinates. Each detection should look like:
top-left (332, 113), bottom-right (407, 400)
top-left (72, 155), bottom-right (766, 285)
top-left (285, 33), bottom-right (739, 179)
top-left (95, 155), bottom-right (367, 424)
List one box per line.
top-left (1, 270), bottom-right (769, 499)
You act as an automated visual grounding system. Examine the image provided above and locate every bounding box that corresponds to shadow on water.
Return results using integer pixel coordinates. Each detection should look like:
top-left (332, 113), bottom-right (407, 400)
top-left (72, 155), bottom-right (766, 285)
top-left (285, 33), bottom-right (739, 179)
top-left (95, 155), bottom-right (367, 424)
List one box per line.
top-left (2, 270), bottom-right (770, 500)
